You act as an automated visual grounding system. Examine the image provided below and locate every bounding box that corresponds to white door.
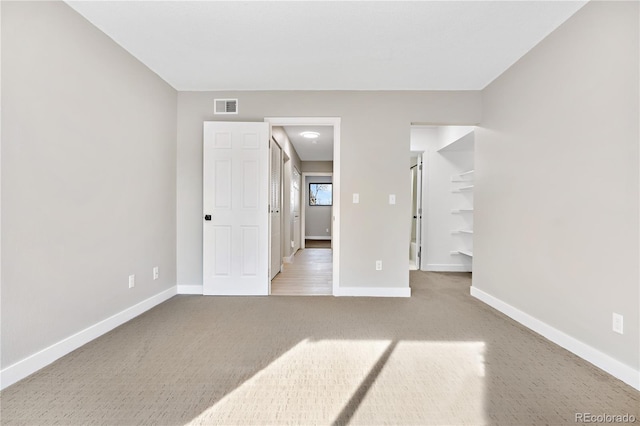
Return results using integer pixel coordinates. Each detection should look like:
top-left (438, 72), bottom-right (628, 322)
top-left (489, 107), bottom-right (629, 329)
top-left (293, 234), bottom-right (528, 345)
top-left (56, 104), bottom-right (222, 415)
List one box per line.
top-left (203, 121), bottom-right (269, 295)
top-left (270, 139), bottom-right (282, 280)
top-left (291, 167), bottom-right (301, 252)
top-left (414, 155), bottom-right (423, 269)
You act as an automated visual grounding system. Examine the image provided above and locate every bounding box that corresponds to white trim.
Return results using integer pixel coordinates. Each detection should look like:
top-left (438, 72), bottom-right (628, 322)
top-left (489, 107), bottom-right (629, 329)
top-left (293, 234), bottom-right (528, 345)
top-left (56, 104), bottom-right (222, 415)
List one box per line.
top-left (470, 286), bottom-right (640, 391)
top-left (283, 253), bottom-right (295, 264)
top-left (424, 263), bottom-right (472, 272)
top-left (264, 117), bottom-right (341, 296)
top-left (305, 236), bottom-right (332, 240)
top-left (335, 286), bottom-right (411, 298)
top-left (177, 285), bottom-right (203, 295)
top-left (0, 286), bottom-right (177, 390)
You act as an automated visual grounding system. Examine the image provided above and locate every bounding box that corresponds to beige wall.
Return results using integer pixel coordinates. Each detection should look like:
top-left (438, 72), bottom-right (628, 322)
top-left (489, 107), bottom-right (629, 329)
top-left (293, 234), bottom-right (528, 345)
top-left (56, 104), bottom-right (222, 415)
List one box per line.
top-left (474, 1), bottom-right (639, 370)
top-left (177, 91), bottom-right (481, 290)
top-left (301, 161), bottom-right (333, 173)
top-left (1, 2), bottom-right (177, 367)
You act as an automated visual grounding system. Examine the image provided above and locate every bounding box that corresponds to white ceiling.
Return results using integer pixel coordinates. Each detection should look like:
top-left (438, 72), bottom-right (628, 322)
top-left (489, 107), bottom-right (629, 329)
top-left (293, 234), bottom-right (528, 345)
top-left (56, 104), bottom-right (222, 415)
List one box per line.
top-left (283, 126), bottom-right (334, 162)
top-left (66, 1), bottom-right (587, 91)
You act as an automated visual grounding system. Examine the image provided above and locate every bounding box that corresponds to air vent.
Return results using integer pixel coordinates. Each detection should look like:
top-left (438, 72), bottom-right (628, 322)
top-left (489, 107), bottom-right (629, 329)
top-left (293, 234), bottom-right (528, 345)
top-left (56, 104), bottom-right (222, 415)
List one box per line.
top-left (214, 99), bottom-right (238, 115)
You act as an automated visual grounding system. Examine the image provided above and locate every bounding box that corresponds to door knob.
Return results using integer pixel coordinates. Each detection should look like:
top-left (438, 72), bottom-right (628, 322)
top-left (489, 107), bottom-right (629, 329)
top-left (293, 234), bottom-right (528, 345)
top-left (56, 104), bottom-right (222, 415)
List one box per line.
top-left (204, 214), bottom-right (212, 221)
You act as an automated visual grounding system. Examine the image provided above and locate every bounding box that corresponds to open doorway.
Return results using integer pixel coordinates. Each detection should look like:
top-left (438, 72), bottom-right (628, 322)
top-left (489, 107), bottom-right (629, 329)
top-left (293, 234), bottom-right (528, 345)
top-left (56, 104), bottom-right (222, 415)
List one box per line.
top-left (410, 125), bottom-right (475, 273)
top-left (303, 172), bottom-right (333, 249)
top-left (264, 117), bottom-right (341, 296)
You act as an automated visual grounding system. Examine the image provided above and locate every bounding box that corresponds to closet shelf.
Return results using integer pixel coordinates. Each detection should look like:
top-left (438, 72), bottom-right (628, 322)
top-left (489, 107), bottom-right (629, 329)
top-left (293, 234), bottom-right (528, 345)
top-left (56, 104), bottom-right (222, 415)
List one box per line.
top-left (453, 185), bottom-right (474, 192)
top-left (459, 230), bottom-right (474, 234)
top-left (458, 250), bottom-right (473, 257)
top-left (452, 171), bottom-right (475, 182)
top-left (451, 209), bottom-right (474, 213)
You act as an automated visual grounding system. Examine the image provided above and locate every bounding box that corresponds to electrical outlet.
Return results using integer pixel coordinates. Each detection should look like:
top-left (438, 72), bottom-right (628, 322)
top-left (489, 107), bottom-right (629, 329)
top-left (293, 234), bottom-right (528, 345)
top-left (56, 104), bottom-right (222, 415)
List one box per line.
top-left (353, 193), bottom-right (359, 204)
top-left (326, 228), bottom-right (329, 233)
top-left (153, 267), bottom-right (159, 280)
top-left (291, 241), bottom-right (294, 248)
top-left (389, 194), bottom-right (396, 205)
top-left (613, 313), bottom-right (624, 334)
top-left (376, 260), bottom-right (382, 271)
top-left (128, 274), bottom-right (135, 288)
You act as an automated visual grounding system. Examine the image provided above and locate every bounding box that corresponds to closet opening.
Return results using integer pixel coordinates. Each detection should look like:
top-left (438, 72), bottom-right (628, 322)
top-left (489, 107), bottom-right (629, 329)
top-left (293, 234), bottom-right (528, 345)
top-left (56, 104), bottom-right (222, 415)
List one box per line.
top-left (409, 125), bottom-right (475, 273)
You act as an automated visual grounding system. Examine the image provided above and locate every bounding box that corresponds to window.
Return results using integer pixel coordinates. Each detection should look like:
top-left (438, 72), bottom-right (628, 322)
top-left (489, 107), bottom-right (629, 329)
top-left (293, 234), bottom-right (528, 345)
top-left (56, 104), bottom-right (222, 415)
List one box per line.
top-left (309, 183), bottom-right (332, 206)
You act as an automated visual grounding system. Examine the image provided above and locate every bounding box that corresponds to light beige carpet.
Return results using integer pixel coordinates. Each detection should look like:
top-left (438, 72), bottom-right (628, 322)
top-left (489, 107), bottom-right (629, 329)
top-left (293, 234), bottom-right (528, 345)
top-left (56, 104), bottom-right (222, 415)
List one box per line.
top-left (1, 271), bottom-right (638, 425)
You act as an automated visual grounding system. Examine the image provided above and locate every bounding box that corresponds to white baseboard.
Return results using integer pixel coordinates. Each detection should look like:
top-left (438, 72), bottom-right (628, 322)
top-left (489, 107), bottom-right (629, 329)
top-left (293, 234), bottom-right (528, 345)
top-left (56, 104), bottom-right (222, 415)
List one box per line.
top-left (177, 285), bottom-right (203, 295)
top-left (0, 286), bottom-right (177, 390)
top-left (424, 264), bottom-right (472, 272)
top-left (283, 252), bottom-right (295, 263)
top-left (335, 286), bottom-right (411, 297)
top-left (305, 236), bottom-right (332, 240)
top-left (470, 286), bottom-right (640, 391)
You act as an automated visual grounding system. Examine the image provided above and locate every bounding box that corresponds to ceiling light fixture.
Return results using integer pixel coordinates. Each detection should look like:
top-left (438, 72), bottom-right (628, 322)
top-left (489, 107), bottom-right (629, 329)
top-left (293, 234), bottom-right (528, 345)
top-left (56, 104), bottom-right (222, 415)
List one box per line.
top-left (301, 131), bottom-right (320, 139)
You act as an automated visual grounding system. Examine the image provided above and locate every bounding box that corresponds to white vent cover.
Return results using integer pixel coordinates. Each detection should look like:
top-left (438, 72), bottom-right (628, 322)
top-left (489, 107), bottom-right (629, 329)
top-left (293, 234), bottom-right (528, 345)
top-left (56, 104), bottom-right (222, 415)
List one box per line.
top-left (214, 99), bottom-right (238, 115)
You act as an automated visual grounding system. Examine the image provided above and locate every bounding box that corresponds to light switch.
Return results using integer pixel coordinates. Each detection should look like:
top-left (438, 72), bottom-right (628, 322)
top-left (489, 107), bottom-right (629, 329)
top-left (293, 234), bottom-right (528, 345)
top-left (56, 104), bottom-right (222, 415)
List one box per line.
top-left (389, 194), bottom-right (396, 205)
top-left (353, 193), bottom-right (359, 204)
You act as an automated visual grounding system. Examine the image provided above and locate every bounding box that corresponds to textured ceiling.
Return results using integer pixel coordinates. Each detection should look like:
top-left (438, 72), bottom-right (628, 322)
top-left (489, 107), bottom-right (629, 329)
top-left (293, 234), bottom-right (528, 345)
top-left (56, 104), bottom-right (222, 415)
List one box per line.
top-left (66, 1), bottom-right (587, 91)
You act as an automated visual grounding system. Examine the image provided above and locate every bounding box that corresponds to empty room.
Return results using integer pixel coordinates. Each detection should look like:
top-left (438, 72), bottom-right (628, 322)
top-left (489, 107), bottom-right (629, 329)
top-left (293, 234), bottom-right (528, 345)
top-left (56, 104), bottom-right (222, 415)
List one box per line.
top-left (1, 1), bottom-right (639, 425)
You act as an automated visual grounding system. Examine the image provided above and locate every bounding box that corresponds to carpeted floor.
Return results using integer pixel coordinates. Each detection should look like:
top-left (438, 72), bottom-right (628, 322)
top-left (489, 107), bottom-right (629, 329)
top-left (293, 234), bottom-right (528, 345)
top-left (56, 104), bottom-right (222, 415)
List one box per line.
top-left (1, 271), bottom-right (638, 425)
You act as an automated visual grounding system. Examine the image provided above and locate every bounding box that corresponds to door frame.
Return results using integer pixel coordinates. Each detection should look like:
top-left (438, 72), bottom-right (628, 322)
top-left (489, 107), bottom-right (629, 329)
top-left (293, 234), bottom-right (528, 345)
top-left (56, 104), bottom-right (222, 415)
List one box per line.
top-left (264, 117), bottom-right (341, 295)
top-left (410, 152), bottom-right (423, 270)
top-left (301, 172), bottom-right (333, 250)
top-left (269, 137), bottom-right (284, 284)
top-left (290, 165), bottom-right (302, 257)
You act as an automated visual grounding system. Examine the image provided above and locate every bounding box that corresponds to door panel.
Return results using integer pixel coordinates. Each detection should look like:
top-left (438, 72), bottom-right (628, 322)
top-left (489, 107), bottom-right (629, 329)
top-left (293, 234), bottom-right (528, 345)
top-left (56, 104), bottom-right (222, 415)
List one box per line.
top-left (203, 121), bottom-right (269, 295)
top-left (242, 160), bottom-right (259, 209)
top-left (214, 160), bottom-right (232, 209)
top-left (240, 226), bottom-right (259, 276)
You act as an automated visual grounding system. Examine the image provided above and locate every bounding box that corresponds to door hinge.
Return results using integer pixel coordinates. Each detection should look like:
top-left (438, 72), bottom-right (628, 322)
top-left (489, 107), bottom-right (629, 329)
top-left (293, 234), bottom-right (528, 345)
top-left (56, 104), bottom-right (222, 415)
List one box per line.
top-left (419, 165), bottom-right (423, 171)
top-left (418, 208), bottom-right (422, 215)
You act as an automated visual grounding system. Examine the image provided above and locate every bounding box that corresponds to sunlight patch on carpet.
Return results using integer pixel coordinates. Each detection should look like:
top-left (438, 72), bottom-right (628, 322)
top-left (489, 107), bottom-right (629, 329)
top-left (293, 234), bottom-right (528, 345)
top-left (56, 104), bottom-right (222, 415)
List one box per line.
top-left (185, 339), bottom-right (486, 425)
top-left (348, 341), bottom-right (486, 425)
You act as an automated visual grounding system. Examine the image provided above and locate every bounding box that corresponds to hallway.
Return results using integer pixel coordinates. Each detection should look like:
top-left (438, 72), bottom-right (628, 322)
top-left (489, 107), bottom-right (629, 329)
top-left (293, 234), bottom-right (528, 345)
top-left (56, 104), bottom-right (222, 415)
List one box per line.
top-left (271, 248), bottom-right (332, 296)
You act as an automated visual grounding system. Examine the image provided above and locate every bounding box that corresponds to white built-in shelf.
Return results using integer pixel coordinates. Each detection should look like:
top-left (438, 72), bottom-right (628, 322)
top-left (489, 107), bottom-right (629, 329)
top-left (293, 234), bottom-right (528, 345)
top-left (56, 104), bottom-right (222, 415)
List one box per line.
top-left (451, 209), bottom-right (474, 213)
top-left (452, 171), bottom-right (475, 182)
top-left (459, 185), bottom-right (474, 191)
top-left (459, 230), bottom-right (474, 234)
top-left (458, 250), bottom-right (473, 257)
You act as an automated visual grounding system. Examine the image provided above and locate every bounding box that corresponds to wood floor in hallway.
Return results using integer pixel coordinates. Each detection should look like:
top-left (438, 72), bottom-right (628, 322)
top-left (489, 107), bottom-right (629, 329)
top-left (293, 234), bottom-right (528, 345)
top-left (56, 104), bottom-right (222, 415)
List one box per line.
top-left (271, 248), bottom-right (332, 296)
